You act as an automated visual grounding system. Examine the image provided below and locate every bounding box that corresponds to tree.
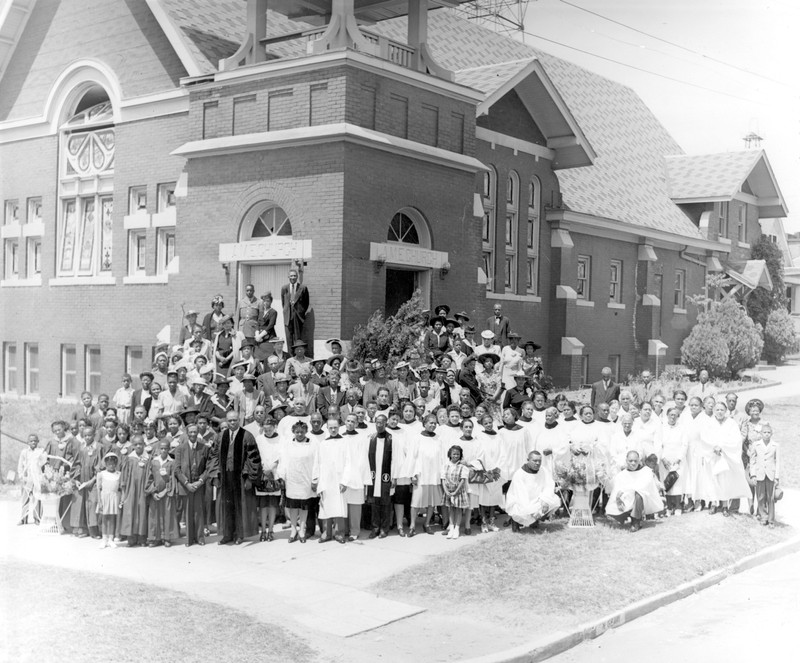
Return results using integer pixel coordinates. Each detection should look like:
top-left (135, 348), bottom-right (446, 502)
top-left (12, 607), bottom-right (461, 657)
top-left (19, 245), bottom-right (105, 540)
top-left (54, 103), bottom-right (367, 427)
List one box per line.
top-left (681, 298), bottom-right (762, 378)
top-left (746, 236), bottom-right (788, 329)
top-left (762, 308), bottom-right (800, 363)
top-left (349, 289), bottom-right (427, 364)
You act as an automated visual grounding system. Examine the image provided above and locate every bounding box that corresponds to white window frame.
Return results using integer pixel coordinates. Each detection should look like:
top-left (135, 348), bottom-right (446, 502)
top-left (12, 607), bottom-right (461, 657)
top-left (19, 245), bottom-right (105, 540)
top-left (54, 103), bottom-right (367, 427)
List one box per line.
top-left (482, 166), bottom-right (496, 291)
top-left (85, 345), bottom-right (102, 394)
top-left (26, 197), bottom-right (42, 225)
top-left (157, 228), bottom-right (176, 274)
top-left (125, 345), bottom-right (146, 383)
top-left (609, 259), bottom-right (623, 303)
top-left (577, 255), bottom-right (591, 300)
top-left (580, 355), bottom-right (589, 386)
top-left (26, 238), bottom-right (41, 277)
top-left (504, 171), bottom-right (519, 292)
top-left (3, 342), bottom-right (17, 393)
top-left (737, 205), bottom-right (747, 243)
top-left (674, 269), bottom-right (686, 309)
top-left (129, 186), bottom-right (148, 214)
top-left (526, 179), bottom-right (540, 295)
top-left (718, 201), bottom-right (729, 239)
top-left (58, 194), bottom-right (113, 276)
top-left (4, 239), bottom-right (19, 280)
top-left (61, 344), bottom-right (77, 398)
top-left (128, 230), bottom-right (147, 276)
top-left (157, 182), bottom-right (177, 212)
top-left (25, 342), bottom-right (39, 395)
top-left (4, 199), bottom-right (19, 225)
top-left (609, 355), bottom-right (621, 382)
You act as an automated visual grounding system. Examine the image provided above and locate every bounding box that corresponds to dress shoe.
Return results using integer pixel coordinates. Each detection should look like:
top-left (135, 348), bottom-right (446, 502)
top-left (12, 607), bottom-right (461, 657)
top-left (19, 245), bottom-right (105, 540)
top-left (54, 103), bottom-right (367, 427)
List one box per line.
top-left (266, 531), bottom-right (274, 542)
top-left (378, 531), bottom-right (388, 539)
top-left (17, 519), bottom-right (26, 526)
top-left (163, 541), bottom-right (172, 548)
top-left (334, 534), bottom-right (346, 544)
top-left (197, 538), bottom-right (205, 546)
top-left (318, 535), bottom-right (329, 544)
top-left (259, 531), bottom-right (267, 542)
top-left (234, 538), bottom-right (243, 545)
top-left (368, 529), bottom-right (380, 539)
top-left (288, 533), bottom-right (298, 543)
top-left (185, 541), bottom-right (194, 547)
top-left (407, 528), bottom-right (416, 538)
top-left (218, 538), bottom-right (232, 545)
top-left (147, 542), bottom-right (156, 548)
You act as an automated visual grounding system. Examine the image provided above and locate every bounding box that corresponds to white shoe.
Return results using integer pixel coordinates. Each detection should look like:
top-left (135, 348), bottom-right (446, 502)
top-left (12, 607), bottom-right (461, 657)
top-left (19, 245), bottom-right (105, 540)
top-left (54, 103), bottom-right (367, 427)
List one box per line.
top-left (98, 540), bottom-right (107, 549)
top-left (452, 528), bottom-right (460, 539)
top-left (446, 528), bottom-right (454, 539)
top-left (108, 540), bottom-right (118, 548)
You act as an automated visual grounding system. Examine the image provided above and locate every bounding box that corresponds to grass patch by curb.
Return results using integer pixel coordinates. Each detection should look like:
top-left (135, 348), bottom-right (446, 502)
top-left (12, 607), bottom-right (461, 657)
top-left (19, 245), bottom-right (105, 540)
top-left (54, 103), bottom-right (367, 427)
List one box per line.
top-left (0, 559), bottom-right (318, 663)
top-left (372, 513), bottom-right (793, 636)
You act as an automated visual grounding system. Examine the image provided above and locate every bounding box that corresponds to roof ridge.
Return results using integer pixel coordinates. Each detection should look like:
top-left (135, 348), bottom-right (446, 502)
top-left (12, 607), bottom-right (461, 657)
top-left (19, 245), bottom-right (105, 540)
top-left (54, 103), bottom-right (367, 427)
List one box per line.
top-left (665, 149), bottom-right (763, 161)
top-left (455, 57), bottom-right (536, 73)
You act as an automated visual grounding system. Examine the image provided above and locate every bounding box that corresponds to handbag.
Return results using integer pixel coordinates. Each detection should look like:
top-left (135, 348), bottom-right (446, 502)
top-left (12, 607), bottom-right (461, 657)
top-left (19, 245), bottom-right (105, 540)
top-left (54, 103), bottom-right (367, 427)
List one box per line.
top-left (663, 470), bottom-right (679, 492)
top-left (468, 460), bottom-right (496, 484)
top-left (774, 483), bottom-right (784, 502)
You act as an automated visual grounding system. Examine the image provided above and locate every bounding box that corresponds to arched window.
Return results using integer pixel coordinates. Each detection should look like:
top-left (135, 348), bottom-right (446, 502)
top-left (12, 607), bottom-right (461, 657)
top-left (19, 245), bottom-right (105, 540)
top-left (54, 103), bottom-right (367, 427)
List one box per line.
top-left (526, 178), bottom-right (541, 294)
top-left (250, 205), bottom-right (292, 238)
top-left (482, 166), bottom-right (496, 291)
top-left (57, 85), bottom-right (115, 277)
top-left (504, 170), bottom-right (519, 291)
top-left (388, 212), bottom-right (420, 244)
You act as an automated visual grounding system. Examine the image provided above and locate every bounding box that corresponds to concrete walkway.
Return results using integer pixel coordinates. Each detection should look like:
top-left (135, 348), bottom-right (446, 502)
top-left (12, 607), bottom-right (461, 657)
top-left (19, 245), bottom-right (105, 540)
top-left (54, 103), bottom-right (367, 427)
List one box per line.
top-left (734, 357), bottom-right (800, 401)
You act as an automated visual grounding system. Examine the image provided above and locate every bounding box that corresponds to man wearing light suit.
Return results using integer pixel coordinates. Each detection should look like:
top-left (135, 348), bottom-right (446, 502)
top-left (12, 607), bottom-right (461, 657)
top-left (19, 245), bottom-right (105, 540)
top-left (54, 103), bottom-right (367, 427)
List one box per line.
top-left (749, 423), bottom-right (780, 526)
top-left (281, 268), bottom-right (309, 351)
top-left (590, 367), bottom-right (621, 410)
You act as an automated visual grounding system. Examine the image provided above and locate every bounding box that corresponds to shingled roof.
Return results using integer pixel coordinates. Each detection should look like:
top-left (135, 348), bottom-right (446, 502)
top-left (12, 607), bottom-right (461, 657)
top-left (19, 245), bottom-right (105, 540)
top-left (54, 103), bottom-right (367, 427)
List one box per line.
top-left (160, 4), bottom-right (704, 238)
top-left (666, 150), bottom-right (765, 200)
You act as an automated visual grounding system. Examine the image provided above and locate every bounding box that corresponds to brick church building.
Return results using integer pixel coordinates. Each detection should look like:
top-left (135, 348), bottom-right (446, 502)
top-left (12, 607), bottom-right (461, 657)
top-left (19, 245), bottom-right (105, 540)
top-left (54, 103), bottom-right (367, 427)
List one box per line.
top-left (0, 0), bottom-right (789, 399)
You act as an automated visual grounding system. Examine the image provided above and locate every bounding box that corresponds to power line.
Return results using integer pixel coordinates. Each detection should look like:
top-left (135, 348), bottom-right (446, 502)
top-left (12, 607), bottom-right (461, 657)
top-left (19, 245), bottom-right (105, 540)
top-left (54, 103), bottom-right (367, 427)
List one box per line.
top-left (557, 0), bottom-right (792, 88)
top-left (521, 28), bottom-right (771, 107)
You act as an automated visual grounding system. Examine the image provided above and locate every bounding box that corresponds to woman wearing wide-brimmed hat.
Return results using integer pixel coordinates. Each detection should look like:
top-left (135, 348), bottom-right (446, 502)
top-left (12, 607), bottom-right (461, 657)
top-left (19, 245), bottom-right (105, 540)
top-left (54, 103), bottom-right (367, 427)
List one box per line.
top-left (499, 332), bottom-right (524, 389)
top-left (476, 352), bottom-right (503, 422)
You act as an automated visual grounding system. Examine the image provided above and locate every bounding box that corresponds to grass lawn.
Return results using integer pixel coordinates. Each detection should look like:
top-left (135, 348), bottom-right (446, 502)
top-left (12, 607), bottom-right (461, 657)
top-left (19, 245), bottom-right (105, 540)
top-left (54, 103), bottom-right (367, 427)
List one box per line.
top-left (372, 512), bottom-right (794, 636)
top-left (0, 559), bottom-right (318, 663)
top-left (758, 397), bottom-right (800, 488)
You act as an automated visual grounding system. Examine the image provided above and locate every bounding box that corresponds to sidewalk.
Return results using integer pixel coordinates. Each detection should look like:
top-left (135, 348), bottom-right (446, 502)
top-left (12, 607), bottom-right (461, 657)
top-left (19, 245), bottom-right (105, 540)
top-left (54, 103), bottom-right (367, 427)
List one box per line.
top-left (733, 358), bottom-right (800, 401)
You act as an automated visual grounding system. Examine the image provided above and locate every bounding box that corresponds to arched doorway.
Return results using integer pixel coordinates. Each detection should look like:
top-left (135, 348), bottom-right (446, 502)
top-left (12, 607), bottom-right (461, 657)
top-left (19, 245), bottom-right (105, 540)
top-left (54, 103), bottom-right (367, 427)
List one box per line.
top-left (237, 202), bottom-right (293, 337)
top-left (384, 209), bottom-right (432, 316)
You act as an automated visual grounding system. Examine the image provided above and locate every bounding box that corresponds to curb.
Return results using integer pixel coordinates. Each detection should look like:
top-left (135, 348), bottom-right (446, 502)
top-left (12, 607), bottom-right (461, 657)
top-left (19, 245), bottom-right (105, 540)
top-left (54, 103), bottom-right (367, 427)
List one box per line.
top-left (460, 534), bottom-right (800, 663)
top-left (729, 379), bottom-right (781, 395)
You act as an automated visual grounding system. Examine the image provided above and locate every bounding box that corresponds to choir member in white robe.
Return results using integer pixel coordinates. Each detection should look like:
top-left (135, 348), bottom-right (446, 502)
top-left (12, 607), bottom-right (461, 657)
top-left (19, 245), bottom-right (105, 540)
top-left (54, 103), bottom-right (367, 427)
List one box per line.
top-left (497, 408), bottom-right (533, 482)
top-left (633, 402), bottom-right (663, 461)
top-left (475, 414), bottom-right (504, 531)
top-left (694, 402), bottom-right (751, 514)
top-left (392, 404), bottom-right (421, 536)
top-left (659, 407), bottom-right (688, 512)
top-left (532, 407), bottom-right (568, 478)
top-left (606, 414), bottom-right (645, 471)
top-left (505, 451), bottom-right (561, 531)
top-left (457, 418), bottom-right (480, 534)
top-left (277, 421), bottom-right (318, 542)
top-left (277, 400), bottom-right (311, 440)
top-left (606, 451), bottom-right (664, 531)
top-left (517, 400), bottom-right (540, 448)
top-left (409, 414), bottom-right (444, 534)
top-left (254, 417), bottom-right (282, 541)
top-left (341, 413), bottom-right (371, 540)
top-left (314, 419), bottom-right (350, 543)
top-left (681, 397), bottom-right (709, 509)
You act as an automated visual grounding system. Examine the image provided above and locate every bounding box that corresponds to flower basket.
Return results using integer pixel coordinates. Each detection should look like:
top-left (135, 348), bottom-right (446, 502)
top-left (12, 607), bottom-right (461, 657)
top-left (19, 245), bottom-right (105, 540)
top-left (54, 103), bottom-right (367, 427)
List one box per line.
top-left (568, 486), bottom-right (595, 528)
top-left (39, 494), bottom-right (65, 534)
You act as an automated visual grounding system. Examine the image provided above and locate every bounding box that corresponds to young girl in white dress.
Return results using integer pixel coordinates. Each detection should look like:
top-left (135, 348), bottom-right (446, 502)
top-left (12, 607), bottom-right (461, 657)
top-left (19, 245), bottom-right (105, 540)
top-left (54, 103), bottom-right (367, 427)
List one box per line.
top-left (96, 452), bottom-right (121, 549)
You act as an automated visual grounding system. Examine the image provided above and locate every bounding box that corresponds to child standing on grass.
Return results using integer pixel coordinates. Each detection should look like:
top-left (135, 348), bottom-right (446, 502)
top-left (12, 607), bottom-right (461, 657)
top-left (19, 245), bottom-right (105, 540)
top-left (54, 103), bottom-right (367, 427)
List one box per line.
top-left (96, 452), bottom-right (121, 548)
top-left (441, 445), bottom-right (469, 539)
top-left (749, 423), bottom-right (780, 528)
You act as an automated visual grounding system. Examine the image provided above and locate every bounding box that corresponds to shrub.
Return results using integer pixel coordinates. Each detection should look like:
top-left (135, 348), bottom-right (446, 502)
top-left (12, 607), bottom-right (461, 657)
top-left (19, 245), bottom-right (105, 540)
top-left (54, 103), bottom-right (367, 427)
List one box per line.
top-left (680, 322), bottom-right (730, 378)
top-left (349, 289), bottom-right (427, 364)
top-left (763, 308), bottom-right (800, 363)
top-left (709, 298), bottom-right (764, 376)
top-left (746, 236), bottom-right (788, 329)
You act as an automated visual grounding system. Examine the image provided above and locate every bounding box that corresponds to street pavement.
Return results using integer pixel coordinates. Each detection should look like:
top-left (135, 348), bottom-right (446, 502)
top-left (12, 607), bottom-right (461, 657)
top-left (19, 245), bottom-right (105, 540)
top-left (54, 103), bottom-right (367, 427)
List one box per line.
top-left (734, 357), bottom-right (800, 401)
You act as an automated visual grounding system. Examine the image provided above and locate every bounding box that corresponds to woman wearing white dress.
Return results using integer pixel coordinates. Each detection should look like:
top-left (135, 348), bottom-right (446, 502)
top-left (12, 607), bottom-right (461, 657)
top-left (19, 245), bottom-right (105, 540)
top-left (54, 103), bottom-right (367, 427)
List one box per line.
top-left (341, 413), bottom-right (371, 541)
top-left (408, 414), bottom-right (444, 536)
top-left (633, 402), bottom-right (663, 461)
top-left (254, 417), bottom-right (282, 541)
top-left (499, 333), bottom-right (525, 390)
top-left (682, 397), bottom-right (710, 511)
top-left (392, 403), bottom-right (422, 537)
top-left (475, 414), bottom-right (504, 532)
top-left (660, 407), bottom-right (688, 514)
top-left (277, 421), bottom-right (318, 543)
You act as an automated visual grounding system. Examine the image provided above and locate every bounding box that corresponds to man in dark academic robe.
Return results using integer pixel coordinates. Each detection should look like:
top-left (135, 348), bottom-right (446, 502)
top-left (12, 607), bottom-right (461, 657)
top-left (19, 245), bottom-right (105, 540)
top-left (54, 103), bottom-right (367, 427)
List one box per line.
top-left (174, 423), bottom-right (211, 546)
top-left (214, 410), bottom-right (262, 544)
top-left (281, 268), bottom-right (310, 350)
top-left (366, 415), bottom-right (394, 538)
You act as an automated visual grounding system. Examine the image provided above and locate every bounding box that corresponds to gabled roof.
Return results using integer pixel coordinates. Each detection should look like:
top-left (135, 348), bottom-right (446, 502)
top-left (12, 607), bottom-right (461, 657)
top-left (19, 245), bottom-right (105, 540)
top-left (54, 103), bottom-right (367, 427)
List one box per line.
top-left (455, 58), bottom-right (596, 169)
top-left (665, 150), bottom-right (788, 218)
top-left (0, 0), bottom-right (36, 85)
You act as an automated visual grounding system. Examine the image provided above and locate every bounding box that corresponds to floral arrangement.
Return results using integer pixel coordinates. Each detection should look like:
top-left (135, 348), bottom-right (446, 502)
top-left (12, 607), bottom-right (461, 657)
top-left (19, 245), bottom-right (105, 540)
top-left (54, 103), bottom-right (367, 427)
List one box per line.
top-left (39, 464), bottom-right (75, 497)
top-left (554, 447), bottom-right (610, 490)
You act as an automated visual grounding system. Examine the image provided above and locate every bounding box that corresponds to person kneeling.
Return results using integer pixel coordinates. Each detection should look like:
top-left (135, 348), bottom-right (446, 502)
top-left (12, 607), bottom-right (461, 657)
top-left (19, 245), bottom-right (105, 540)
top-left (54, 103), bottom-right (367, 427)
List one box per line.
top-left (606, 451), bottom-right (663, 532)
top-left (505, 451), bottom-right (561, 532)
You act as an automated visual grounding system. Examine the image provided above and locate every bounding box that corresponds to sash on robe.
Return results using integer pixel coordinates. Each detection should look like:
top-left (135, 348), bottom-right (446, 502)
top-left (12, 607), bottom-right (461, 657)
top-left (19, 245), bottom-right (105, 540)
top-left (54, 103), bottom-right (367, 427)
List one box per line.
top-left (367, 433), bottom-right (393, 502)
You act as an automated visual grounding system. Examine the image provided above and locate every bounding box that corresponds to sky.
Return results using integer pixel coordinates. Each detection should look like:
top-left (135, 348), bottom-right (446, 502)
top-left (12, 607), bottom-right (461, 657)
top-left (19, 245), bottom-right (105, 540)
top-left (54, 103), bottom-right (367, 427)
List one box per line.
top-left (504, 0), bottom-right (800, 231)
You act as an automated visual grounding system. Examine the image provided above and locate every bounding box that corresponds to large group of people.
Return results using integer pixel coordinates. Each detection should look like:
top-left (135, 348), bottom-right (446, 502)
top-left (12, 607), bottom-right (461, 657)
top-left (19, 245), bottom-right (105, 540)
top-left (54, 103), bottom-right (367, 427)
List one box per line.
top-left (14, 284), bottom-right (782, 551)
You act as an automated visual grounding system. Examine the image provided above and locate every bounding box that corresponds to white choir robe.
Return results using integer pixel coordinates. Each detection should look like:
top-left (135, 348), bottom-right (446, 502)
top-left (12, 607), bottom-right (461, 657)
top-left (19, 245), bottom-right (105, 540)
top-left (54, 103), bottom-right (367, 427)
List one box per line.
top-left (342, 429), bottom-right (371, 505)
top-left (517, 418), bottom-right (540, 452)
top-left (278, 437), bottom-right (319, 501)
top-left (475, 431), bottom-right (504, 507)
top-left (605, 466), bottom-right (663, 517)
top-left (660, 424), bottom-right (688, 496)
top-left (497, 425), bottom-right (532, 480)
top-left (606, 430), bottom-right (646, 471)
top-left (697, 417), bottom-right (750, 502)
top-left (533, 425), bottom-right (568, 477)
top-left (683, 412), bottom-right (711, 499)
top-left (633, 415), bottom-right (663, 460)
top-left (277, 414), bottom-right (311, 441)
top-left (314, 436), bottom-right (350, 519)
top-left (411, 433), bottom-right (445, 486)
top-left (437, 423), bottom-right (466, 461)
top-left (505, 465), bottom-right (561, 526)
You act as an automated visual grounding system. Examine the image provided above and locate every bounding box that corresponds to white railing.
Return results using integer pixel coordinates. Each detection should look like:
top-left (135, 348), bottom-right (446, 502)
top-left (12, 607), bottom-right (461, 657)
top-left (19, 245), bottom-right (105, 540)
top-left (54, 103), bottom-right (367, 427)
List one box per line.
top-left (302, 26), bottom-right (416, 70)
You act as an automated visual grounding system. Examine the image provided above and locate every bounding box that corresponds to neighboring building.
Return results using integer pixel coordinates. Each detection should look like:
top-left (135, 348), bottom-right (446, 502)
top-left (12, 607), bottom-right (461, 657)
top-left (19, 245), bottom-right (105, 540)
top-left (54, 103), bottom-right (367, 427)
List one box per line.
top-left (761, 220), bottom-right (800, 333)
top-left (0, 0), bottom-right (790, 400)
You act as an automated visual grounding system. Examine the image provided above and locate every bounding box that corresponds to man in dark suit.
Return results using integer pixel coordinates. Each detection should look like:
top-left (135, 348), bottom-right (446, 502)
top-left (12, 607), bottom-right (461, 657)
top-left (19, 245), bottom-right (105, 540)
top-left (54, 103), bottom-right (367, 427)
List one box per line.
top-left (316, 369), bottom-right (346, 419)
top-left (590, 367), bottom-right (621, 410)
top-left (174, 422), bottom-right (211, 546)
top-left (486, 303), bottom-right (511, 346)
top-left (281, 268), bottom-right (309, 350)
top-left (130, 371), bottom-right (154, 414)
top-left (214, 410), bottom-right (262, 545)
top-left (254, 292), bottom-right (279, 361)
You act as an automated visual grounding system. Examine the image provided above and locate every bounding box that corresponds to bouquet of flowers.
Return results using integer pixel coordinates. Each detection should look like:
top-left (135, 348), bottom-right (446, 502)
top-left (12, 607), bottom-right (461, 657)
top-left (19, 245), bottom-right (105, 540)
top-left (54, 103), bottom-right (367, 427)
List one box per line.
top-left (554, 445), bottom-right (610, 490)
top-left (39, 464), bottom-right (75, 497)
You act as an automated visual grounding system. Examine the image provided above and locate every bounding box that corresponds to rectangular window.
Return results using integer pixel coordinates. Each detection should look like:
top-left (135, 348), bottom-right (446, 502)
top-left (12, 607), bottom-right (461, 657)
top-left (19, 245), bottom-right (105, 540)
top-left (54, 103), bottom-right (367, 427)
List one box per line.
top-left (526, 258), bottom-right (537, 294)
top-left (157, 182), bottom-right (176, 212)
top-left (482, 168), bottom-right (496, 292)
top-left (25, 343), bottom-right (39, 394)
top-left (718, 201), bottom-right (729, 238)
top-left (609, 260), bottom-right (623, 303)
top-left (577, 255), bottom-right (591, 300)
top-left (4, 199), bottom-right (19, 225)
top-left (129, 186), bottom-right (147, 214)
top-left (504, 255), bottom-right (514, 289)
top-left (674, 269), bottom-right (686, 309)
top-left (157, 229), bottom-right (176, 274)
top-left (526, 180), bottom-right (540, 295)
top-left (61, 344), bottom-right (77, 398)
top-left (26, 239), bottom-right (41, 277)
top-left (125, 346), bottom-right (146, 383)
top-left (27, 197), bottom-right (42, 224)
top-left (129, 230), bottom-right (147, 275)
top-left (580, 355), bottom-right (589, 386)
top-left (609, 355), bottom-right (621, 382)
top-left (505, 173), bottom-right (519, 293)
top-left (482, 212), bottom-right (491, 243)
top-left (85, 345), bottom-right (101, 394)
top-left (4, 239), bottom-right (19, 279)
top-left (3, 342), bottom-right (17, 393)
top-left (59, 195), bottom-right (112, 276)
top-left (738, 205), bottom-right (747, 243)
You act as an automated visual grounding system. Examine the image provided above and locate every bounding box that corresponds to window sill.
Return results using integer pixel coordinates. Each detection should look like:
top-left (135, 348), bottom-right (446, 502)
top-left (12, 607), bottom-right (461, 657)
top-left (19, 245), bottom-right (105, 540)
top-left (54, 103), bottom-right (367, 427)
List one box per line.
top-left (1, 276), bottom-right (41, 287)
top-left (124, 213), bottom-right (151, 230)
top-left (486, 292), bottom-right (541, 303)
top-left (123, 273), bottom-right (169, 285)
top-left (738, 241), bottom-right (751, 249)
top-left (22, 222), bottom-right (44, 237)
top-left (152, 208), bottom-right (177, 228)
top-left (0, 392), bottom-right (20, 400)
top-left (57, 397), bottom-right (79, 405)
top-left (674, 307), bottom-right (688, 315)
top-left (0, 223), bottom-right (21, 238)
top-left (576, 299), bottom-right (595, 307)
top-left (607, 302), bottom-right (626, 310)
top-left (49, 275), bottom-right (117, 286)
top-left (718, 238), bottom-right (732, 245)
top-left (20, 393), bottom-right (41, 401)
